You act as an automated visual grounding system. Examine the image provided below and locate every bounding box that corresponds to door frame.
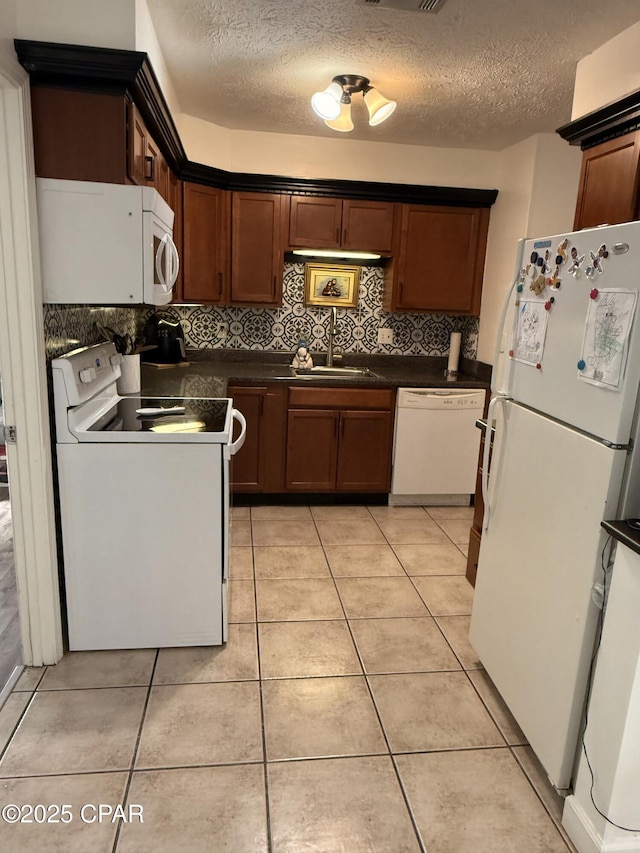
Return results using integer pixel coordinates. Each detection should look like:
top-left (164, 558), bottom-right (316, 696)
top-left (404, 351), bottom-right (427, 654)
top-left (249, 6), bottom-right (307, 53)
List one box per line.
top-left (0, 59), bottom-right (63, 665)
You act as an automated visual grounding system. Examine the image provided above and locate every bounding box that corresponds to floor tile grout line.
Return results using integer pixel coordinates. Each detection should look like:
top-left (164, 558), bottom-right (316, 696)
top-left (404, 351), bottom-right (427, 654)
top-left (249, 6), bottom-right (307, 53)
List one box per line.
top-left (508, 746), bottom-right (578, 853)
top-left (111, 648), bottom-right (160, 853)
top-left (308, 508), bottom-right (352, 624)
top-left (253, 537), bottom-right (275, 853)
top-left (0, 744), bottom-right (519, 782)
top-left (431, 614), bottom-right (479, 672)
top-left (0, 688), bottom-right (39, 766)
top-left (335, 579), bottom-right (428, 853)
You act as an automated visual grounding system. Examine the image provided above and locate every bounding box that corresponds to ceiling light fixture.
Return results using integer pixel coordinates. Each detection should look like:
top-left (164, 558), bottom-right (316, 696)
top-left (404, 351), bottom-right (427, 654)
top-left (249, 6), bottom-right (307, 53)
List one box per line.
top-left (311, 75), bottom-right (396, 132)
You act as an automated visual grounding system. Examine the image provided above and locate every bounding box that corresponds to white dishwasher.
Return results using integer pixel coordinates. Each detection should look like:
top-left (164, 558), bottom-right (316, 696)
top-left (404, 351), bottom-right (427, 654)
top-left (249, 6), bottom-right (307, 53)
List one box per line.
top-left (390, 388), bottom-right (485, 506)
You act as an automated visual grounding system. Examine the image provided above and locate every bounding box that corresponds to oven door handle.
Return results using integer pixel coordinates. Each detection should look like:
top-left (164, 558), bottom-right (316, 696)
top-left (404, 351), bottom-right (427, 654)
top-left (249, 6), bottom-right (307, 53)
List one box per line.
top-left (225, 408), bottom-right (247, 460)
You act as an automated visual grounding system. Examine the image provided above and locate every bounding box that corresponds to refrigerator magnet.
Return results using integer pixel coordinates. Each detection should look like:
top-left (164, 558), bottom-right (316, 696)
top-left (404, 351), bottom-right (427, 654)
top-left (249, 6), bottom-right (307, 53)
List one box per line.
top-left (568, 248), bottom-right (585, 277)
top-left (555, 238), bottom-right (568, 264)
top-left (530, 274), bottom-right (547, 295)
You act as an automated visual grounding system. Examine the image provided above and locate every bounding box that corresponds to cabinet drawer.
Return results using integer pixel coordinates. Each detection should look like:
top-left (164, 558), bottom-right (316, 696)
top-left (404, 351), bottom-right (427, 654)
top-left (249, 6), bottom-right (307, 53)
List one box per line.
top-left (288, 386), bottom-right (394, 410)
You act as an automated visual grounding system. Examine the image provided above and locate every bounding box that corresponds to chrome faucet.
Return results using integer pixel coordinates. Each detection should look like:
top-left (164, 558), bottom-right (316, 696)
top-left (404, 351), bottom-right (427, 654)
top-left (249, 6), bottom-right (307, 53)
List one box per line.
top-left (326, 306), bottom-right (337, 367)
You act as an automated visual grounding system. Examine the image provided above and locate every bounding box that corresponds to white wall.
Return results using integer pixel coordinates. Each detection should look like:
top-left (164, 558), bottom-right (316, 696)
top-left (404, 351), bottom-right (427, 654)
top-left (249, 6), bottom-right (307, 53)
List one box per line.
top-left (476, 134), bottom-right (581, 365)
top-left (134, 0), bottom-right (182, 117)
top-left (176, 111), bottom-right (501, 188)
top-left (572, 21), bottom-right (640, 119)
top-left (0, 0), bottom-right (19, 71)
top-left (16, 0), bottom-right (136, 50)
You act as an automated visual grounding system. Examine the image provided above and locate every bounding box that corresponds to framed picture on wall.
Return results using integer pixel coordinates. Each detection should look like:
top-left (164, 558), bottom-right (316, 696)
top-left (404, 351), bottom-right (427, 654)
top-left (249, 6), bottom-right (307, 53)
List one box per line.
top-left (304, 264), bottom-right (360, 308)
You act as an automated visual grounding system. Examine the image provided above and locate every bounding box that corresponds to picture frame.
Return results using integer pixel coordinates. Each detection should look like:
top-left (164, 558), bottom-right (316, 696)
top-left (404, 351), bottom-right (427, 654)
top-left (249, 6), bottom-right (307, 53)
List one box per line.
top-left (303, 263), bottom-right (361, 308)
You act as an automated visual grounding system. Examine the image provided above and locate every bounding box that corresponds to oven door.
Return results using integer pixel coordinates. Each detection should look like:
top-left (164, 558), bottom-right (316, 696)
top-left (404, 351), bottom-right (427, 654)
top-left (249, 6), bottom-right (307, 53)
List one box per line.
top-left (143, 211), bottom-right (179, 306)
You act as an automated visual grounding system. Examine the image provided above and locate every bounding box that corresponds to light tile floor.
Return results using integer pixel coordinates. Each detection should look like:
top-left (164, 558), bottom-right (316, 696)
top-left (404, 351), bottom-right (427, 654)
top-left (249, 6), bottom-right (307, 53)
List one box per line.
top-left (0, 504), bottom-right (576, 853)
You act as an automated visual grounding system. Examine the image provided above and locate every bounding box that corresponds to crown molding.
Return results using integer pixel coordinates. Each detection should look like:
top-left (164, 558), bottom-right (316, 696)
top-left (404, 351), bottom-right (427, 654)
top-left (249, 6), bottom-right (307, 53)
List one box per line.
top-left (16, 39), bottom-right (498, 207)
top-left (556, 87), bottom-right (640, 149)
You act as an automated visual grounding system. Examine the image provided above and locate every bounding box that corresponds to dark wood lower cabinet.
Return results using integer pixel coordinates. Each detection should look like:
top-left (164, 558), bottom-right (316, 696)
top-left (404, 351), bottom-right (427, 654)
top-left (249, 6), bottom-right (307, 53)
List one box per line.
top-left (230, 382), bottom-right (395, 495)
top-left (466, 419), bottom-right (492, 587)
top-left (228, 384), bottom-right (287, 493)
top-left (336, 410), bottom-right (393, 492)
top-left (285, 387), bottom-right (395, 494)
top-left (286, 409), bottom-right (339, 491)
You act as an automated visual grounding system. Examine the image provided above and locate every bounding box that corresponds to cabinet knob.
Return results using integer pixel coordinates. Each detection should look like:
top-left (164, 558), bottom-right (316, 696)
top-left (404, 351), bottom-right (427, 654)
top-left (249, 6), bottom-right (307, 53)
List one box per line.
top-left (144, 155), bottom-right (155, 182)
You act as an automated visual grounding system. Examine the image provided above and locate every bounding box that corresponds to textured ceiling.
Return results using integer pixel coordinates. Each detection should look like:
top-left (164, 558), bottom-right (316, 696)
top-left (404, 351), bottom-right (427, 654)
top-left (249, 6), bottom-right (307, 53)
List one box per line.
top-left (146, 0), bottom-right (640, 150)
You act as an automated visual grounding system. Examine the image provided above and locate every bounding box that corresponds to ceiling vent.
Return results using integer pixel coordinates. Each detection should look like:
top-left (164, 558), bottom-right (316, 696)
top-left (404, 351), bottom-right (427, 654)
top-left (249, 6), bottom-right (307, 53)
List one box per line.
top-left (355, 0), bottom-right (448, 12)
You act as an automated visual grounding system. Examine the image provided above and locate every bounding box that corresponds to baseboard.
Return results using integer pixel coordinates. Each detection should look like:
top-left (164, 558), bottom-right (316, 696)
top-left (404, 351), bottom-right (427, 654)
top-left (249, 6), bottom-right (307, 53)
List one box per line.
top-left (388, 493), bottom-right (472, 506)
top-left (563, 795), bottom-right (640, 853)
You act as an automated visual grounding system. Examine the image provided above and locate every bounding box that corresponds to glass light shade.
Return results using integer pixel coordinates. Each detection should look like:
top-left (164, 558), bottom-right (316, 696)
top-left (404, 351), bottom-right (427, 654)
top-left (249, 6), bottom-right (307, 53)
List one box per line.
top-left (311, 81), bottom-right (343, 120)
top-left (292, 249), bottom-right (381, 260)
top-left (364, 87), bottom-right (397, 126)
top-left (324, 100), bottom-right (354, 133)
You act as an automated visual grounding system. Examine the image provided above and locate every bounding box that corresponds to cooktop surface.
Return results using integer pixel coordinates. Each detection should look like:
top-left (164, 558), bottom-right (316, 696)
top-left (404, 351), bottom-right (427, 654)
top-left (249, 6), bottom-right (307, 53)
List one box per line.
top-left (89, 397), bottom-right (231, 435)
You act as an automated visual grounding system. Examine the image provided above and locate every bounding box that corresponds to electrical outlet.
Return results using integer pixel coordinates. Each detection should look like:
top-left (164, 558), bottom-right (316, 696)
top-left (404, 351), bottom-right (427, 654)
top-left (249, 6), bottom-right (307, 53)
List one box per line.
top-left (217, 322), bottom-right (229, 340)
top-left (378, 328), bottom-right (393, 345)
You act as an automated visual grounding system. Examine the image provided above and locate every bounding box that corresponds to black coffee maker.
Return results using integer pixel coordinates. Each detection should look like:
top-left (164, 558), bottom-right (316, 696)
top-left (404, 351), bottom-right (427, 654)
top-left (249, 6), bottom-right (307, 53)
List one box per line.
top-left (142, 314), bottom-right (187, 364)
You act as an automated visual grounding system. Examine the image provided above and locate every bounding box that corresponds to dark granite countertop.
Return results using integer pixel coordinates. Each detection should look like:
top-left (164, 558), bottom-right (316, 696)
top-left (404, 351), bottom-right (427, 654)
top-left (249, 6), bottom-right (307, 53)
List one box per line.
top-left (140, 349), bottom-right (491, 397)
top-left (602, 520), bottom-right (640, 557)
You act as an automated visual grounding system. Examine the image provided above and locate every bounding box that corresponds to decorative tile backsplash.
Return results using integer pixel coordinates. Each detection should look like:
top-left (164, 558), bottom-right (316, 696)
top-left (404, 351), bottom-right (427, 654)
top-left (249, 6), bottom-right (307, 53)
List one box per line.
top-left (43, 263), bottom-right (478, 360)
top-left (43, 305), bottom-right (138, 360)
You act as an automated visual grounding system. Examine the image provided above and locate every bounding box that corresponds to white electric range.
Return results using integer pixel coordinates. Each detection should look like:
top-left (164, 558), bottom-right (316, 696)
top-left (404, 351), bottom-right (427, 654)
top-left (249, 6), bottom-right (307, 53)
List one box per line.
top-left (51, 343), bottom-right (246, 650)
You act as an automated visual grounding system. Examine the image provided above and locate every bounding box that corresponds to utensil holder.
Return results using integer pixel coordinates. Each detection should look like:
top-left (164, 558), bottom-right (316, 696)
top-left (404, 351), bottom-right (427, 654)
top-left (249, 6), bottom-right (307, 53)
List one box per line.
top-left (116, 354), bottom-right (141, 395)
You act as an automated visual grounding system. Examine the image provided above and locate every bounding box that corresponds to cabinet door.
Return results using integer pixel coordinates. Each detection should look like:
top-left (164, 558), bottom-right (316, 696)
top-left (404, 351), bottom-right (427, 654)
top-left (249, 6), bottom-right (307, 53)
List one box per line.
top-left (31, 87), bottom-right (128, 183)
top-left (336, 410), bottom-right (393, 492)
top-left (288, 196), bottom-right (343, 248)
top-left (231, 192), bottom-right (284, 305)
top-left (285, 409), bottom-right (339, 491)
top-left (127, 101), bottom-right (149, 186)
top-left (182, 183), bottom-right (228, 304)
top-left (167, 172), bottom-right (184, 301)
top-left (228, 386), bottom-right (266, 492)
top-left (392, 205), bottom-right (488, 314)
top-left (342, 200), bottom-right (396, 253)
top-left (153, 148), bottom-right (170, 201)
top-left (573, 131), bottom-right (640, 230)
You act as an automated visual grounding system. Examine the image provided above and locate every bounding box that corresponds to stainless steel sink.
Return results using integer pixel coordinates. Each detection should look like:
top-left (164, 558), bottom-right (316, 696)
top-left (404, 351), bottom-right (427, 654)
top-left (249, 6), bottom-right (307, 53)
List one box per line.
top-left (292, 366), bottom-right (382, 379)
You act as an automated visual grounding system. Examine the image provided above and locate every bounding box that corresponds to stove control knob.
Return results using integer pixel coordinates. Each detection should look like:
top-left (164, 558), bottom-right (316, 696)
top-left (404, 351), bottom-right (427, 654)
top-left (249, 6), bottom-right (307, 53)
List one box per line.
top-left (79, 367), bottom-right (96, 384)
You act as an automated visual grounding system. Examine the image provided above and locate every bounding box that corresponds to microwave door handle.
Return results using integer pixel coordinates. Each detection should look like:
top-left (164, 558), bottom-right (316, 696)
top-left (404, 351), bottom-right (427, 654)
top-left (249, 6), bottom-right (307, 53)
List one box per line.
top-left (155, 234), bottom-right (175, 295)
top-left (155, 233), bottom-right (168, 290)
top-left (167, 234), bottom-right (180, 290)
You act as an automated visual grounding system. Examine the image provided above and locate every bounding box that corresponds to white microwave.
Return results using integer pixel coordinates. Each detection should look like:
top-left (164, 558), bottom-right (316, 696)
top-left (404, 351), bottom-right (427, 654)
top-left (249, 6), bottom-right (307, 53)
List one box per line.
top-left (36, 178), bottom-right (179, 306)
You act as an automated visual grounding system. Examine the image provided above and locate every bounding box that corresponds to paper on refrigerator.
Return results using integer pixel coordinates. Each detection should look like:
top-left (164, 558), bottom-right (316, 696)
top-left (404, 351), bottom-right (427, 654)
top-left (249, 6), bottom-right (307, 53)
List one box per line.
top-left (579, 289), bottom-right (637, 390)
top-left (513, 300), bottom-right (549, 366)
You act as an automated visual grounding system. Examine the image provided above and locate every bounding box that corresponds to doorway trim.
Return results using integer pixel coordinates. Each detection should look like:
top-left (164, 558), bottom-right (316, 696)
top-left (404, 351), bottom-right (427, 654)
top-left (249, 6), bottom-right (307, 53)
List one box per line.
top-left (0, 57), bottom-right (63, 666)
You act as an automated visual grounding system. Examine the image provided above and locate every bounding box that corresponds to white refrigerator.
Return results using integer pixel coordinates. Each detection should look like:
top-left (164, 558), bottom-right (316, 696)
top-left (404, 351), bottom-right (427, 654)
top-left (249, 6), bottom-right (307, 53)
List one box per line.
top-left (470, 221), bottom-right (640, 792)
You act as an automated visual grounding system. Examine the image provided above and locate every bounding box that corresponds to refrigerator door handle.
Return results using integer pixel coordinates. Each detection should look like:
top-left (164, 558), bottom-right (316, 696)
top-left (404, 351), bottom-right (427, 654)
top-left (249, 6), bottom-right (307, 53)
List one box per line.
top-left (492, 238), bottom-right (526, 397)
top-left (482, 394), bottom-right (509, 531)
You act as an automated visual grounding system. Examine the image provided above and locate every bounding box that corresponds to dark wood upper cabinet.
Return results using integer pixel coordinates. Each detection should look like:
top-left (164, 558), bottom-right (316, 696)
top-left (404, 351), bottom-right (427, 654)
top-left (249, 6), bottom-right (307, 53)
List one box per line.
top-left (182, 183), bottom-right (229, 304)
top-left (30, 87), bottom-right (128, 184)
top-left (288, 196), bottom-right (343, 248)
top-left (288, 196), bottom-right (397, 253)
top-left (231, 192), bottom-right (285, 305)
top-left (342, 200), bottom-right (397, 254)
top-left (167, 171), bottom-right (184, 301)
top-left (573, 130), bottom-right (640, 230)
top-left (384, 204), bottom-right (489, 315)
